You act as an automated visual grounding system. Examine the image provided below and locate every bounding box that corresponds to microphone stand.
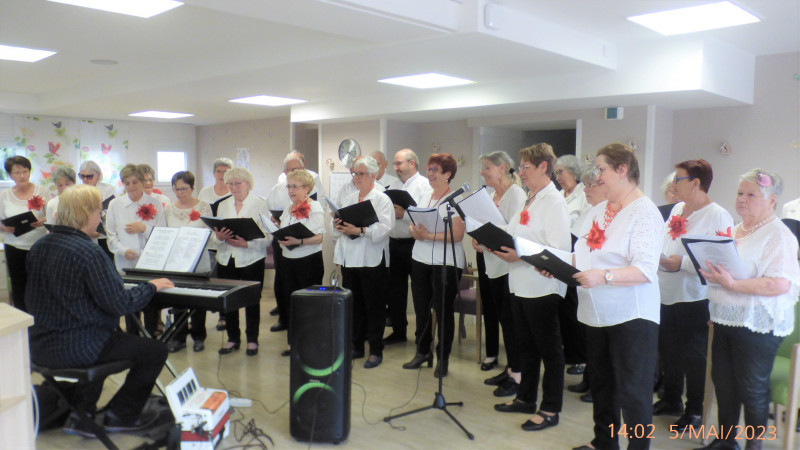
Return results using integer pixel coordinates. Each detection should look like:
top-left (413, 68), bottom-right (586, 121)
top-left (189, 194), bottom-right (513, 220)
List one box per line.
top-left (384, 203), bottom-right (474, 440)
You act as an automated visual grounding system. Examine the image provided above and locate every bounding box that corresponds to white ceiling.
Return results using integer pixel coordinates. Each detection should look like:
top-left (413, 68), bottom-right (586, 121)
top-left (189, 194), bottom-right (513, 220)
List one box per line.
top-left (0, 0), bottom-right (797, 126)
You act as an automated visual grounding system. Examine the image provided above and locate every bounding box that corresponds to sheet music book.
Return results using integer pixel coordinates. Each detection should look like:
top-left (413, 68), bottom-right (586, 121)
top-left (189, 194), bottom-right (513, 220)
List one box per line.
top-left (323, 197), bottom-right (339, 215)
top-left (514, 236), bottom-right (579, 287)
top-left (407, 206), bottom-right (444, 232)
top-left (1, 210), bottom-right (38, 236)
top-left (209, 195), bottom-right (231, 217)
top-left (135, 227), bottom-right (212, 273)
top-left (465, 217), bottom-right (514, 252)
top-left (270, 210), bottom-right (283, 221)
top-left (680, 234), bottom-right (754, 285)
top-left (336, 201), bottom-right (379, 228)
top-left (271, 222), bottom-right (316, 250)
top-left (384, 189), bottom-right (417, 209)
top-left (199, 216), bottom-right (265, 241)
top-left (458, 186), bottom-right (506, 225)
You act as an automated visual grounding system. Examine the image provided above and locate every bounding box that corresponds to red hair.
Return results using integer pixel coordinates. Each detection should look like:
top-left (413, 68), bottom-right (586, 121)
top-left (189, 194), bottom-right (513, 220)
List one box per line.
top-left (427, 153), bottom-right (457, 183)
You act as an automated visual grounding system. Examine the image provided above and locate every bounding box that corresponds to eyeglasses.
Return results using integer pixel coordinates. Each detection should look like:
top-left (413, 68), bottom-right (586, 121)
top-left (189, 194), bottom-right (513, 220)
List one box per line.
top-left (594, 165), bottom-right (611, 176)
top-left (287, 184), bottom-right (307, 190)
top-left (79, 173), bottom-right (95, 179)
top-left (226, 181), bottom-right (245, 188)
top-left (518, 164), bottom-right (533, 172)
top-left (426, 167), bottom-right (441, 174)
top-left (351, 172), bottom-right (368, 178)
top-left (555, 169), bottom-right (565, 175)
top-left (673, 176), bottom-right (692, 184)
top-left (11, 170), bottom-right (30, 176)
top-left (172, 187), bottom-right (190, 192)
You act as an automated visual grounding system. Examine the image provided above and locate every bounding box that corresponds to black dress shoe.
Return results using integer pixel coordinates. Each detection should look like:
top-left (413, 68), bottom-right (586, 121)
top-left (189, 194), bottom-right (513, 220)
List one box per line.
top-left (481, 359), bottom-right (499, 371)
top-left (103, 409), bottom-right (159, 433)
top-left (493, 378), bottom-right (519, 397)
top-left (281, 349), bottom-right (291, 357)
top-left (567, 380), bottom-right (590, 393)
top-left (364, 355), bottom-right (383, 369)
top-left (673, 413), bottom-right (702, 431)
top-left (580, 392), bottom-right (593, 403)
top-left (245, 345), bottom-right (258, 356)
top-left (62, 412), bottom-right (98, 438)
top-left (382, 332), bottom-right (407, 345)
top-left (694, 438), bottom-right (741, 450)
top-left (269, 307), bottom-right (279, 316)
top-left (653, 399), bottom-right (684, 416)
top-left (434, 360), bottom-right (448, 378)
top-left (521, 411), bottom-right (559, 431)
top-left (566, 364), bottom-right (585, 375)
top-left (352, 350), bottom-right (365, 360)
top-left (167, 340), bottom-right (187, 353)
top-left (484, 370), bottom-right (510, 386)
top-left (270, 321), bottom-right (287, 332)
top-left (402, 352), bottom-right (433, 369)
top-left (494, 398), bottom-right (537, 414)
top-left (572, 445), bottom-right (595, 450)
top-left (193, 340), bottom-right (205, 352)
top-left (218, 342), bottom-right (240, 354)
top-left (216, 320), bottom-right (226, 331)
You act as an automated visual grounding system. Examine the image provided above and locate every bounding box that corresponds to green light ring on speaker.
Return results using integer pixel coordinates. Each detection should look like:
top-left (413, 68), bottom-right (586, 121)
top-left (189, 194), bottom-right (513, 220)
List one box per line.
top-left (292, 382), bottom-right (334, 404)
top-left (302, 351), bottom-right (344, 377)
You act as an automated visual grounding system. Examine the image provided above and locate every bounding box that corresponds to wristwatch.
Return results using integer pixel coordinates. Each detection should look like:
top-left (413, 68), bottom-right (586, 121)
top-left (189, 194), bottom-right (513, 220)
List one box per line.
top-left (360, 227), bottom-right (365, 236)
top-left (604, 270), bottom-right (614, 285)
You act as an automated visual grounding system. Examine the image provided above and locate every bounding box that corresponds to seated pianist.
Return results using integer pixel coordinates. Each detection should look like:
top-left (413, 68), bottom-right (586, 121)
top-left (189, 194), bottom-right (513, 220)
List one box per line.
top-left (25, 184), bottom-right (174, 438)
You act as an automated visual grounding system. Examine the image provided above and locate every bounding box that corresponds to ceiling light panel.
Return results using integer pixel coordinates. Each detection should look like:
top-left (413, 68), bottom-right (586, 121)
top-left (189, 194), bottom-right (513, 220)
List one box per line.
top-left (378, 73), bottom-right (475, 89)
top-left (0, 44), bottom-right (56, 62)
top-left (47, 0), bottom-right (183, 19)
top-left (627, 1), bottom-right (759, 36)
top-left (129, 111), bottom-right (193, 119)
top-left (229, 95), bottom-right (307, 106)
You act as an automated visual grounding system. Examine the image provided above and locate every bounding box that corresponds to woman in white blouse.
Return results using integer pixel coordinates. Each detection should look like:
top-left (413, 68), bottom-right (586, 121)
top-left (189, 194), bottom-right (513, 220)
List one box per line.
top-left (556, 155), bottom-right (588, 234)
top-left (164, 171), bottom-right (212, 353)
top-left (472, 151), bottom-right (527, 395)
top-left (45, 165), bottom-right (77, 224)
top-left (570, 143), bottom-right (663, 450)
top-left (198, 157), bottom-right (233, 206)
top-left (106, 163), bottom-right (167, 335)
top-left (332, 156), bottom-right (394, 369)
top-left (403, 153), bottom-right (465, 377)
top-left (276, 169), bottom-right (325, 357)
top-left (699, 169), bottom-right (800, 450)
top-left (492, 144), bottom-right (571, 432)
top-left (139, 164), bottom-right (171, 209)
top-left (214, 167), bottom-right (269, 356)
top-left (0, 155), bottom-right (47, 312)
top-left (656, 160), bottom-right (733, 431)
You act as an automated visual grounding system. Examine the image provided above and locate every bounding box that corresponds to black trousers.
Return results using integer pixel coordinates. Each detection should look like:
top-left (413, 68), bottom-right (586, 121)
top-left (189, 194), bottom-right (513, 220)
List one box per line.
top-left (489, 275), bottom-right (520, 371)
top-left (272, 240), bottom-right (287, 324)
top-left (219, 257), bottom-right (264, 344)
top-left (6, 244), bottom-right (29, 312)
top-left (587, 319), bottom-right (658, 450)
top-left (410, 261), bottom-right (462, 361)
top-left (712, 324), bottom-right (782, 440)
top-left (659, 299), bottom-right (709, 416)
top-left (280, 251), bottom-right (324, 344)
top-left (512, 294), bottom-right (565, 412)
top-left (560, 286), bottom-right (587, 365)
top-left (342, 263), bottom-right (387, 357)
top-left (173, 309), bottom-right (208, 343)
top-left (386, 238), bottom-right (415, 335)
top-left (77, 331), bottom-right (167, 421)
top-left (476, 253), bottom-right (499, 359)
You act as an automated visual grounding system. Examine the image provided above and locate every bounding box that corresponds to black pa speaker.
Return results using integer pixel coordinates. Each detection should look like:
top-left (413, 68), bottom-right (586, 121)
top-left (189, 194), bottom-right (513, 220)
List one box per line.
top-left (289, 286), bottom-right (352, 443)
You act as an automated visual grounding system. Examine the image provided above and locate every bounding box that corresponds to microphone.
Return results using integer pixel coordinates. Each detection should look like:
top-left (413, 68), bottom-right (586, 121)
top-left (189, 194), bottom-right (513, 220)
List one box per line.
top-left (443, 183), bottom-right (470, 219)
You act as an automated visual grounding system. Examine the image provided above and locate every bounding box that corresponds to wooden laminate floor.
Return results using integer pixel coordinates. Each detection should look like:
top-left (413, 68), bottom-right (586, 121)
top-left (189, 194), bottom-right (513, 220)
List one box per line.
top-left (33, 287), bottom-right (789, 450)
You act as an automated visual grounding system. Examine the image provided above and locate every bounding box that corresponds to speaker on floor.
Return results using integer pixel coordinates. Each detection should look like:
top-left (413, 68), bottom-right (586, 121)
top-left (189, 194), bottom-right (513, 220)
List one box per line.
top-left (289, 286), bottom-right (352, 444)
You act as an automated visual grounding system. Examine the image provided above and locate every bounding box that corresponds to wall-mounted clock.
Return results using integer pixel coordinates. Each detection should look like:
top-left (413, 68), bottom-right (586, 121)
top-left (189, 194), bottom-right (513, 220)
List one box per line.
top-left (338, 138), bottom-right (361, 168)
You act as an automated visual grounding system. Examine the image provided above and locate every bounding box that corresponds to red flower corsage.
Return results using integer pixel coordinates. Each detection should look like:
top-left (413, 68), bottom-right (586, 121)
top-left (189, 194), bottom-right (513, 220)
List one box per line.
top-left (519, 210), bottom-right (530, 226)
top-left (137, 203), bottom-right (157, 221)
top-left (587, 220), bottom-right (605, 251)
top-left (189, 209), bottom-right (201, 221)
top-left (667, 215), bottom-right (688, 240)
top-left (27, 195), bottom-right (44, 211)
top-left (716, 227), bottom-right (732, 238)
top-left (291, 201), bottom-right (311, 220)
top-left (153, 188), bottom-right (162, 194)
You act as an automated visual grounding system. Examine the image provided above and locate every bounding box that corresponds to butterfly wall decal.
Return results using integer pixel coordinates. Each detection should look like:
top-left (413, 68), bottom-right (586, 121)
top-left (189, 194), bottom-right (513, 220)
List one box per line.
top-left (102, 143), bottom-right (112, 155)
top-left (52, 121), bottom-right (62, 128)
top-left (49, 142), bottom-right (61, 156)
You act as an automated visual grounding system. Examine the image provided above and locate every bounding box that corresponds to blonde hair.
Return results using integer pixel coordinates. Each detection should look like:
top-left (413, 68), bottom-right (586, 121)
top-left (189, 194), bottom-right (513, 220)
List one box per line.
top-left (287, 169), bottom-right (315, 191)
top-left (479, 151), bottom-right (522, 186)
top-left (57, 185), bottom-right (101, 229)
top-left (224, 167), bottom-right (254, 191)
top-left (518, 143), bottom-right (557, 177)
top-left (119, 163), bottom-right (144, 182)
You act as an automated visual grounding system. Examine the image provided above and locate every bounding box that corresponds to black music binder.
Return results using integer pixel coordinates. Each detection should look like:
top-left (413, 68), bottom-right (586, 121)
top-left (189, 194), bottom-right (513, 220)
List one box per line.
top-left (209, 195), bottom-right (231, 216)
top-left (783, 218), bottom-right (800, 246)
top-left (1, 211), bottom-right (38, 236)
top-left (519, 251), bottom-right (581, 287)
top-left (467, 222), bottom-right (514, 253)
top-left (200, 216), bottom-right (265, 241)
top-left (270, 210), bottom-right (283, 221)
top-left (384, 189), bottom-right (417, 209)
top-left (335, 201), bottom-right (379, 229)
top-left (272, 222), bottom-right (315, 250)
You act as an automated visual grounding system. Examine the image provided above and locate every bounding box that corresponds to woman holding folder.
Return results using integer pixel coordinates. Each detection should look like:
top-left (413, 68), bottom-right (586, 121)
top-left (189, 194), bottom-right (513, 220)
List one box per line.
top-left (214, 167), bottom-right (269, 356)
top-left (698, 169), bottom-right (800, 450)
top-left (492, 144), bottom-right (571, 432)
top-left (276, 169), bottom-right (325, 357)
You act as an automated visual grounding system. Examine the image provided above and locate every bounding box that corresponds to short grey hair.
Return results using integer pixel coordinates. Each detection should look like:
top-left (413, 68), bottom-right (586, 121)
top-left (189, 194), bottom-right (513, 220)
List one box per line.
top-left (212, 157), bottom-right (234, 171)
top-left (370, 151), bottom-right (386, 163)
top-left (283, 152), bottom-right (304, 170)
top-left (224, 167), bottom-right (254, 191)
top-left (580, 165), bottom-right (598, 186)
top-left (397, 149), bottom-right (420, 170)
top-left (354, 156), bottom-right (379, 175)
top-left (556, 155), bottom-right (582, 182)
top-left (661, 171), bottom-right (676, 196)
top-left (79, 160), bottom-right (103, 178)
top-left (53, 165), bottom-right (76, 184)
top-left (741, 168), bottom-right (783, 199)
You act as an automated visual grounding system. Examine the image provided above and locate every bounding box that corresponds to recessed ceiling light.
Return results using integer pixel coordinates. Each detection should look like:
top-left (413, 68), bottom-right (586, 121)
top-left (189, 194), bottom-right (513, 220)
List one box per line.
top-left (0, 44), bottom-right (56, 62)
top-left (229, 95), bottom-right (307, 106)
top-left (627, 1), bottom-right (759, 36)
top-left (129, 111), bottom-right (194, 119)
top-left (47, 0), bottom-right (183, 19)
top-left (378, 73), bottom-right (475, 89)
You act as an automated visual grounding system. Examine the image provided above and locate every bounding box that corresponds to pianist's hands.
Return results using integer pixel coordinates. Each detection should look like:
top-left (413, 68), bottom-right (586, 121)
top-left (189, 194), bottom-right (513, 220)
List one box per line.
top-left (148, 278), bottom-right (175, 291)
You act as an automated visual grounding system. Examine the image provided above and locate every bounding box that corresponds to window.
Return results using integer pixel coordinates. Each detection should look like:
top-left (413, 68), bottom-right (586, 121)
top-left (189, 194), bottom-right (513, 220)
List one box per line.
top-left (156, 151), bottom-right (186, 183)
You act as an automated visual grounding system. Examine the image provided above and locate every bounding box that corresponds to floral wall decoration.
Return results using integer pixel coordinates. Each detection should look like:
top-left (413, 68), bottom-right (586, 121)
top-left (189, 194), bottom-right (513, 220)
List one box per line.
top-left (79, 120), bottom-right (129, 190)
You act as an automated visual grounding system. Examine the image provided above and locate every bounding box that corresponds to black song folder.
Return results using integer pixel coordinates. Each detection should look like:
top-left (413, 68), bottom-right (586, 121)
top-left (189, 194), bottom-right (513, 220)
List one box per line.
top-left (336, 201), bottom-right (379, 229)
top-left (2, 211), bottom-right (38, 236)
top-left (272, 222), bottom-right (316, 250)
top-left (519, 251), bottom-right (580, 287)
top-left (467, 222), bottom-right (514, 253)
top-left (384, 189), bottom-right (417, 209)
top-left (200, 216), bottom-right (265, 241)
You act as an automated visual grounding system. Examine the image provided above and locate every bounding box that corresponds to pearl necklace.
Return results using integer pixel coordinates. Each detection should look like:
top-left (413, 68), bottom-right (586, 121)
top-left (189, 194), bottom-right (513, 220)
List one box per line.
top-left (739, 215), bottom-right (774, 234)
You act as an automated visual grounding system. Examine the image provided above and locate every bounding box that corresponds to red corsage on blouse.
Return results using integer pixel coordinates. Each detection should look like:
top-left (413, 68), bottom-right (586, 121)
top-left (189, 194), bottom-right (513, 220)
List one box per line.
top-left (667, 215), bottom-right (688, 240)
top-left (291, 201), bottom-right (311, 220)
top-left (28, 195), bottom-right (44, 211)
top-left (716, 227), bottom-right (732, 238)
top-left (586, 220), bottom-right (605, 251)
top-left (137, 203), bottom-right (157, 221)
top-left (519, 210), bottom-right (530, 226)
top-left (189, 209), bottom-right (201, 221)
